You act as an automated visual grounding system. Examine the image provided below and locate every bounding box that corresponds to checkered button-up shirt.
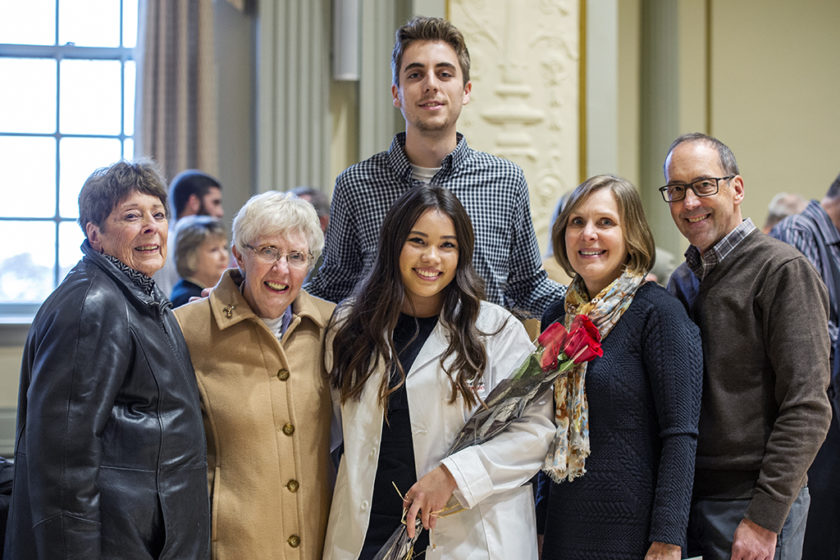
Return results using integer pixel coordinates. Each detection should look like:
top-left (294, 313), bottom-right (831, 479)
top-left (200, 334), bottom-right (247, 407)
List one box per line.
top-left (305, 132), bottom-right (566, 317)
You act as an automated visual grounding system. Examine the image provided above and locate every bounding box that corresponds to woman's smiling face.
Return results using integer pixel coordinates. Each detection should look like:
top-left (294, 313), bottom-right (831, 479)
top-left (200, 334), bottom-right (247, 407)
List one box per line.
top-left (564, 188), bottom-right (627, 297)
top-left (399, 209), bottom-right (459, 317)
top-left (86, 191), bottom-right (168, 277)
top-left (191, 235), bottom-right (229, 288)
top-left (233, 229), bottom-right (310, 319)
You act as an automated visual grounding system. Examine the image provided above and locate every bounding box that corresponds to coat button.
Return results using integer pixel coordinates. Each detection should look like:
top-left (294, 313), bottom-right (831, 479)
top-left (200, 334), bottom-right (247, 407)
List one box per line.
top-left (287, 534), bottom-right (301, 548)
top-left (361, 500), bottom-right (369, 511)
top-left (286, 479), bottom-right (299, 492)
top-left (277, 368), bottom-right (290, 381)
top-left (282, 423), bottom-right (295, 436)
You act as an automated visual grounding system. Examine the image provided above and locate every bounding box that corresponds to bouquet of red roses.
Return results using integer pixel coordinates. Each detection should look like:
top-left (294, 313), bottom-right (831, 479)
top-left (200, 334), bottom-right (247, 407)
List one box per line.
top-left (373, 315), bottom-right (603, 560)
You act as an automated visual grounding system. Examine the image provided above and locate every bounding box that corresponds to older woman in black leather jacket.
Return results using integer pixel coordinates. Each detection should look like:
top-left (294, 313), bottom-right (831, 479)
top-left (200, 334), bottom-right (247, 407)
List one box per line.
top-left (3, 160), bottom-right (210, 559)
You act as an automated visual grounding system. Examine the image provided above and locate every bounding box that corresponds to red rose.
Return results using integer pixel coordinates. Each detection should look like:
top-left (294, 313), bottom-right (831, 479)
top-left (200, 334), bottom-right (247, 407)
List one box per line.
top-left (563, 314), bottom-right (603, 364)
top-left (538, 322), bottom-right (568, 372)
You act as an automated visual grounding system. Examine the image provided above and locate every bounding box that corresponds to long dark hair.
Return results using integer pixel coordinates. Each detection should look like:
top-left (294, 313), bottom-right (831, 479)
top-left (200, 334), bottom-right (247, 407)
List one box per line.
top-left (328, 186), bottom-right (488, 409)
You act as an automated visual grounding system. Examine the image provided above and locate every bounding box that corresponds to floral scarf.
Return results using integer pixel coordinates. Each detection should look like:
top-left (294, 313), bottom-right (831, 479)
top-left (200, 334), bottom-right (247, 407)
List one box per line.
top-left (543, 269), bottom-right (646, 483)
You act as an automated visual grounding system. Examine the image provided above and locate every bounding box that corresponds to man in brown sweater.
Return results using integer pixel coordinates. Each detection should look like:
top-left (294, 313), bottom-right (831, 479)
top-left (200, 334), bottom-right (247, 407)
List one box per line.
top-left (663, 133), bottom-right (831, 560)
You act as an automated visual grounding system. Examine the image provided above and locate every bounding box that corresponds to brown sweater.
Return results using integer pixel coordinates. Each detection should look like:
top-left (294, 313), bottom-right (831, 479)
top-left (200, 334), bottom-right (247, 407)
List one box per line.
top-left (668, 230), bottom-right (831, 533)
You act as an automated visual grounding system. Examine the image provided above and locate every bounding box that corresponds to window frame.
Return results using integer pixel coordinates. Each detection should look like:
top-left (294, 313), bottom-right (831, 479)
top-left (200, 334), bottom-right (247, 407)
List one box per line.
top-left (0, 4), bottom-right (136, 323)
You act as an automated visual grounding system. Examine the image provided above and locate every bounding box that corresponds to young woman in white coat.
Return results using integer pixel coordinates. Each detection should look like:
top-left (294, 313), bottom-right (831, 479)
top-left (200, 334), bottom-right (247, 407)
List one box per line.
top-left (323, 185), bottom-right (555, 559)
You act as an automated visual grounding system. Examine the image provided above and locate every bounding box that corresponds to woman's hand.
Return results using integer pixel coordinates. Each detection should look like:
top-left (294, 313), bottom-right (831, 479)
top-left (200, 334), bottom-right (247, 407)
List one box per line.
top-left (403, 464), bottom-right (458, 538)
top-left (644, 541), bottom-right (681, 560)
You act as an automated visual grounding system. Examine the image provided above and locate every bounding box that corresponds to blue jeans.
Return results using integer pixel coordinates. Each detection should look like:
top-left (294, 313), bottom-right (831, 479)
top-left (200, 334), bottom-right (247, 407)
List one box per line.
top-left (687, 487), bottom-right (810, 560)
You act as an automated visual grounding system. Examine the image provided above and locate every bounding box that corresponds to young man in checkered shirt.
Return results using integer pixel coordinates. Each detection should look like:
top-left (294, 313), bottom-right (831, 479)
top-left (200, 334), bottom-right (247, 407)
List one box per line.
top-left (305, 16), bottom-right (565, 318)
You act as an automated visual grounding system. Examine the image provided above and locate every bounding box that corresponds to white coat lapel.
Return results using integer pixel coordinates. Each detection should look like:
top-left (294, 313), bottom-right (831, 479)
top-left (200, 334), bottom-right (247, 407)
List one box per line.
top-left (406, 317), bottom-right (449, 375)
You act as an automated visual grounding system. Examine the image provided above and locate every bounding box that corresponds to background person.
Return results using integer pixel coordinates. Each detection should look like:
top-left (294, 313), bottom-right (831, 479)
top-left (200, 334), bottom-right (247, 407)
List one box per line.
top-left (155, 169), bottom-right (224, 295)
top-left (3, 160), bottom-right (210, 559)
top-left (761, 192), bottom-right (808, 233)
top-left (170, 215), bottom-right (229, 307)
top-left (537, 175), bottom-right (702, 560)
top-left (289, 185), bottom-right (330, 282)
top-left (663, 133), bottom-right (831, 560)
top-left (323, 185), bottom-right (554, 559)
top-left (770, 172), bottom-right (840, 560)
top-left (289, 185), bottom-right (330, 234)
top-left (175, 191), bottom-right (335, 560)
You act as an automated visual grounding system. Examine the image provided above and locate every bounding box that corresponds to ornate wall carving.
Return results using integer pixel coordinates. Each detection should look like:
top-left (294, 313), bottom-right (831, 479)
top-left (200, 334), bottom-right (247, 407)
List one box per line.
top-left (450, 0), bottom-right (580, 254)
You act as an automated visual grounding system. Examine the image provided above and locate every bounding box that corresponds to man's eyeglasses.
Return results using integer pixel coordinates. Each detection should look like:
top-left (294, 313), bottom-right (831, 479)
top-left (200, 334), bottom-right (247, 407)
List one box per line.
top-left (244, 244), bottom-right (311, 269)
top-left (659, 175), bottom-right (735, 202)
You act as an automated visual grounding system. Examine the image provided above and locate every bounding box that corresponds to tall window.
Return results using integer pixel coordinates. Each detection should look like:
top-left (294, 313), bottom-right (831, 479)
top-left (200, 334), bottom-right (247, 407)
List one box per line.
top-left (0, 0), bottom-right (138, 317)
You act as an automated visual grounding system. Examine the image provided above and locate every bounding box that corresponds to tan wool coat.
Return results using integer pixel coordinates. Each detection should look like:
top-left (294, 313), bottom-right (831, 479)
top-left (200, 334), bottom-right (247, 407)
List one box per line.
top-left (175, 269), bottom-right (335, 560)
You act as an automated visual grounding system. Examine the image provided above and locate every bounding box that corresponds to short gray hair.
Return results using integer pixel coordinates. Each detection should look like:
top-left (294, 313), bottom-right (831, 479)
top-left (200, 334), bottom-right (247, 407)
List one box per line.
top-left (664, 132), bottom-right (740, 178)
top-left (174, 215), bottom-right (228, 278)
top-left (78, 159), bottom-right (168, 236)
top-left (232, 191), bottom-right (324, 265)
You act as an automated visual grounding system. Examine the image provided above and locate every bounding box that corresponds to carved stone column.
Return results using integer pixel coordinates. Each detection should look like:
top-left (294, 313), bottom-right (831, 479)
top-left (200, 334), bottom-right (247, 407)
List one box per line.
top-left (450, 0), bottom-right (580, 253)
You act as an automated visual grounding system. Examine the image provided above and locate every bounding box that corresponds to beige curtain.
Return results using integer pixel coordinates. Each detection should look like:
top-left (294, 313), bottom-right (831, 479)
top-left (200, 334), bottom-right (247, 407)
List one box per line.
top-left (136, 0), bottom-right (219, 181)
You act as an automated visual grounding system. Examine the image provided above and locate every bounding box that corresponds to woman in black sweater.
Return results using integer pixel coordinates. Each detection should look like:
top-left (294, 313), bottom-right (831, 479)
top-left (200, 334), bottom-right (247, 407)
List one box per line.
top-left (537, 175), bottom-right (703, 560)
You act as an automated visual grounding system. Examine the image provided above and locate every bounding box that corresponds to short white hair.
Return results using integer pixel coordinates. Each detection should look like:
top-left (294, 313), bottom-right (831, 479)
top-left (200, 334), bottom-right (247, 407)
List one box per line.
top-left (232, 191), bottom-right (324, 264)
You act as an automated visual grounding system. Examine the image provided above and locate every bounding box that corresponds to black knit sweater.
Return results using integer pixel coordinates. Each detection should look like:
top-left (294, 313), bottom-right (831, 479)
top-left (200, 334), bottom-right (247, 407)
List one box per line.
top-left (538, 281), bottom-right (703, 559)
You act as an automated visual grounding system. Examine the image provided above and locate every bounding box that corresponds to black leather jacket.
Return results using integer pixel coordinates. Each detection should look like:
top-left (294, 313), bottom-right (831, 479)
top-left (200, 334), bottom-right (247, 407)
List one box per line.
top-left (3, 241), bottom-right (210, 559)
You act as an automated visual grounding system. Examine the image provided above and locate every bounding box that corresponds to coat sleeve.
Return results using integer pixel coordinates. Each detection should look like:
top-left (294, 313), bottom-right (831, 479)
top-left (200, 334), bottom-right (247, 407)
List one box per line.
top-left (747, 255), bottom-right (831, 531)
top-left (323, 313), bottom-right (345, 455)
top-left (641, 293), bottom-right (704, 548)
top-left (22, 282), bottom-right (132, 559)
top-left (441, 316), bottom-right (555, 508)
top-left (174, 305), bottom-right (219, 494)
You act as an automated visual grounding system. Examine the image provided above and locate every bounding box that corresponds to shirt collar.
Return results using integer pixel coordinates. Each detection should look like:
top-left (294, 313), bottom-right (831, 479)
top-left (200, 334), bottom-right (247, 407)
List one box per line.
top-left (102, 253), bottom-right (157, 296)
top-left (387, 132), bottom-right (469, 182)
top-left (685, 218), bottom-right (756, 280)
top-left (260, 306), bottom-right (293, 339)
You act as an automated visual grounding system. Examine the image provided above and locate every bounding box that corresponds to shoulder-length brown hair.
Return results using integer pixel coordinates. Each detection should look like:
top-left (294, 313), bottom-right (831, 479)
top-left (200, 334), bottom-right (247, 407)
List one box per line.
top-left (551, 174), bottom-right (655, 277)
top-left (327, 185), bottom-right (489, 409)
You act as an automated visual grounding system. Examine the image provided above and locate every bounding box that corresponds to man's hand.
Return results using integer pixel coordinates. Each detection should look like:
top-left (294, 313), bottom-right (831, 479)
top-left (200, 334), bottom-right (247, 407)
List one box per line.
top-left (731, 518), bottom-right (777, 560)
top-left (645, 541), bottom-right (681, 559)
top-left (403, 464), bottom-right (458, 538)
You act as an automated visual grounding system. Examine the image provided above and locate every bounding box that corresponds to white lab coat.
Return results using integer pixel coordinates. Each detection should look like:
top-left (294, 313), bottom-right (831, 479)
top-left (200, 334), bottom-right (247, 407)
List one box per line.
top-left (323, 302), bottom-right (555, 559)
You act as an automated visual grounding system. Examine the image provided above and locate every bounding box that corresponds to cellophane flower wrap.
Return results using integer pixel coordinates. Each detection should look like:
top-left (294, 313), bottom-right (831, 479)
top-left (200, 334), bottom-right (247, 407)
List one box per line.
top-left (373, 315), bottom-right (603, 560)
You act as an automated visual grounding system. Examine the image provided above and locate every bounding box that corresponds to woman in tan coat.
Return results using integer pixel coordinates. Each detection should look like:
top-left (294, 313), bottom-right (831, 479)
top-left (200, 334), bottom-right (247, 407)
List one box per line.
top-left (175, 191), bottom-right (335, 559)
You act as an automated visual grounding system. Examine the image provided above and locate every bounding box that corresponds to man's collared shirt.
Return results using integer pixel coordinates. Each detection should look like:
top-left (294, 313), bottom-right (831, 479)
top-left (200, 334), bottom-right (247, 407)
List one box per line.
top-left (685, 218), bottom-right (757, 281)
top-left (771, 200), bottom-right (840, 343)
top-left (305, 132), bottom-right (565, 317)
